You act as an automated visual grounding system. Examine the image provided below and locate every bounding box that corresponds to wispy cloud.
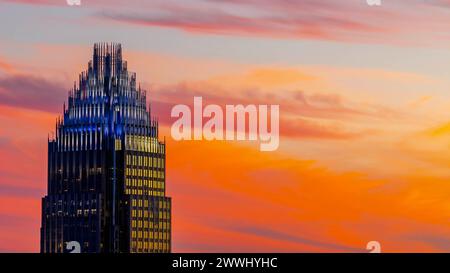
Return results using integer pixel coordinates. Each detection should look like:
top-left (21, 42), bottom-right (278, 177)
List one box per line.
top-left (96, 0), bottom-right (450, 46)
top-left (147, 79), bottom-right (400, 141)
top-left (4, 0), bottom-right (450, 45)
top-left (0, 74), bottom-right (66, 113)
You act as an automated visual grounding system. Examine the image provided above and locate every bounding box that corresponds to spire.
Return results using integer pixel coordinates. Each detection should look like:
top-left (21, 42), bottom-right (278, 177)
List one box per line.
top-left (93, 42), bottom-right (122, 78)
top-left (148, 102), bottom-right (152, 121)
top-left (53, 43), bottom-right (157, 138)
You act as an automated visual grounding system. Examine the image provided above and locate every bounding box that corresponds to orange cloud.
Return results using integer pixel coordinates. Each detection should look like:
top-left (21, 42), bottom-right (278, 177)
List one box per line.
top-left (427, 122), bottom-right (450, 137)
top-left (281, 117), bottom-right (373, 140)
top-left (0, 58), bottom-right (16, 74)
top-left (397, 121), bottom-right (450, 176)
top-left (166, 136), bottom-right (450, 252)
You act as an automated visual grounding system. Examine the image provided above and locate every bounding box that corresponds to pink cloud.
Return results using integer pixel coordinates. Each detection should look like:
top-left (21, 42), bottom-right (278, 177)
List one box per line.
top-left (0, 74), bottom-right (66, 113)
top-left (97, 0), bottom-right (450, 46)
top-left (5, 0), bottom-right (450, 45)
top-left (145, 81), bottom-right (399, 141)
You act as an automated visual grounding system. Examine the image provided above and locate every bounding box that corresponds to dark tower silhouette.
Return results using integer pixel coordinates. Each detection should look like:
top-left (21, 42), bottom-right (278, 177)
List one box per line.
top-left (41, 43), bottom-right (171, 253)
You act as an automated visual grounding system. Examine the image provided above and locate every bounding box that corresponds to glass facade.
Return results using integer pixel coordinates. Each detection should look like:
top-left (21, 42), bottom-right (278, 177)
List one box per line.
top-left (40, 43), bottom-right (171, 253)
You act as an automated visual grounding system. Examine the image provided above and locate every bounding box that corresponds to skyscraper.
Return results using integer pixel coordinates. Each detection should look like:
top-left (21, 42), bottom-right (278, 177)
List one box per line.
top-left (41, 43), bottom-right (171, 253)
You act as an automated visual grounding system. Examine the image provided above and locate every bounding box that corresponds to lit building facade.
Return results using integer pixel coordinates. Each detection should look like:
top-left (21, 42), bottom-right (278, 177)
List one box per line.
top-left (41, 43), bottom-right (171, 253)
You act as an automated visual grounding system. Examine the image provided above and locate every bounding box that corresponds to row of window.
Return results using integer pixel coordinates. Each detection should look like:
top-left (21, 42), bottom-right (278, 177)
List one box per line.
top-left (77, 209), bottom-right (97, 216)
top-left (57, 129), bottom-right (103, 152)
top-left (47, 211), bottom-right (96, 218)
top-left (131, 230), bottom-right (170, 240)
top-left (131, 210), bottom-right (170, 222)
top-left (130, 198), bottom-right (170, 208)
top-left (131, 210), bottom-right (168, 219)
top-left (45, 198), bottom-right (99, 212)
top-left (125, 179), bottom-right (165, 189)
top-left (126, 155), bottom-right (164, 168)
top-left (131, 241), bottom-right (170, 253)
top-left (130, 210), bottom-right (170, 220)
top-left (131, 220), bottom-right (169, 230)
top-left (125, 168), bottom-right (164, 179)
top-left (115, 139), bottom-right (122, 150)
top-left (124, 189), bottom-right (165, 196)
top-left (131, 199), bottom-right (170, 209)
top-left (126, 135), bottom-right (164, 153)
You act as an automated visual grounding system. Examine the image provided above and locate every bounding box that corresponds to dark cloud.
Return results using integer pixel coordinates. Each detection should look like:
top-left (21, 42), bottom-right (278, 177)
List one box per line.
top-left (0, 74), bottom-right (66, 113)
top-left (0, 184), bottom-right (43, 198)
top-left (222, 224), bottom-right (363, 252)
top-left (405, 234), bottom-right (450, 252)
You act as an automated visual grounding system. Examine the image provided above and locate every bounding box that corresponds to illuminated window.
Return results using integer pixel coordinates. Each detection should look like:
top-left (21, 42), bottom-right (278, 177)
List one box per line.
top-left (115, 139), bottom-right (121, 150)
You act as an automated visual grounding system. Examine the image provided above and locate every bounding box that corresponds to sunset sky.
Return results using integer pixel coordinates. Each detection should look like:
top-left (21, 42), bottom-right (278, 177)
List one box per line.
top-left (0, 0), bottom-right (450, 252)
